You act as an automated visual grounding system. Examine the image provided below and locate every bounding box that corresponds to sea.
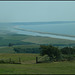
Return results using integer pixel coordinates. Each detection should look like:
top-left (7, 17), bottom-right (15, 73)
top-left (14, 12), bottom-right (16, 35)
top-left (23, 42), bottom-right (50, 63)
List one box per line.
top-left (0, 21), bottom-right (75, 40)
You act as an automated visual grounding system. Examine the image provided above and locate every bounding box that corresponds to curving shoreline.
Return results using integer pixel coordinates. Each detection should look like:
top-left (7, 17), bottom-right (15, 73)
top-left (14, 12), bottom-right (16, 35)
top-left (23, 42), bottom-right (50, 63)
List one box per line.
top-left (13, 25), bottom-right (75, 37)
top-left (13, 25), bottom-right (75, 41)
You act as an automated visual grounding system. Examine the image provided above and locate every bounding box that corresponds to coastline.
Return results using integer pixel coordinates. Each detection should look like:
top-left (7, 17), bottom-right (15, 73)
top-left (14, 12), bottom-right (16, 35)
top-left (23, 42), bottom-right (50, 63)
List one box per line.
top-left (13, 25), bottom-right (75, 41)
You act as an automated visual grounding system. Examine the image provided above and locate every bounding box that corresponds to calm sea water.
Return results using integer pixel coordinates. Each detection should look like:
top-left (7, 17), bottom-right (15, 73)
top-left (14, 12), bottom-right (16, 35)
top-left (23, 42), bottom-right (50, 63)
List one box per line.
top-left (14, 23), bottom-right (75, 36)
top-left (0, 21), bottom-right (75, 40)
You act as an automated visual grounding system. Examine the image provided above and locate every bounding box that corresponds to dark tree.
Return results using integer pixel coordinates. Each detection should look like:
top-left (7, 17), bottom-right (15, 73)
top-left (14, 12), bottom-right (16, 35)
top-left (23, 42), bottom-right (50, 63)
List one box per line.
top-left (40, 45), bottom-right (62, 61)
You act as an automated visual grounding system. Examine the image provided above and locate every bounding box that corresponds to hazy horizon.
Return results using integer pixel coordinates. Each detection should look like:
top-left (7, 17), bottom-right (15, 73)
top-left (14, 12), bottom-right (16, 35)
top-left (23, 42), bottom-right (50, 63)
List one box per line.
top-left (0, 1), bottom-right (75, 22)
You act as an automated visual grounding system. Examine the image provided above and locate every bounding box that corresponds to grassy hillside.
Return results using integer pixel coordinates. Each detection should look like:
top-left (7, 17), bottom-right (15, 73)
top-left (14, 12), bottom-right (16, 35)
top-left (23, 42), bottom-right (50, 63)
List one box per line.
top-left (0, 53), bottom-right (75, 74)
top-left (0, 34), bottom-right (75, 53)
top-left (22, 36), bottom-right (75, 44)
top-left (0, 46), bottom-right (15, 53)
top-left (0, 34), bottom-right (35, 46)
top-left (0, 33), bottom-right (75, 46)
top-left (0, 53), bottom-right (38, 64)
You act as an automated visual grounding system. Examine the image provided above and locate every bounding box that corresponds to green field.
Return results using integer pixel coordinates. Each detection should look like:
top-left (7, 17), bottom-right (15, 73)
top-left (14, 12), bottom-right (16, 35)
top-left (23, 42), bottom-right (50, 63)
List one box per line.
top-left (0, 33), bottom-right (75, 46)
top-left (1, 33), bottom-right (75, 54)
top-left (22, 35), bottom-right (75, 44)
top-left (0, 53), bottom-right (38, 64)
top-left (0, 53), bottom-right (75, 74)
top-left (0, 34), bottom-right (75, 74)
top-left (0, 46), bottom-right (15, 53)
top-left (0, 34), bottom-right (34, 46)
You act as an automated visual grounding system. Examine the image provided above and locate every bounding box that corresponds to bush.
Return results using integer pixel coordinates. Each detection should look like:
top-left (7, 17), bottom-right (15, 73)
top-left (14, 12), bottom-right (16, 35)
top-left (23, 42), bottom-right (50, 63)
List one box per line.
top-left (40, 45), bottom-right (62, 61)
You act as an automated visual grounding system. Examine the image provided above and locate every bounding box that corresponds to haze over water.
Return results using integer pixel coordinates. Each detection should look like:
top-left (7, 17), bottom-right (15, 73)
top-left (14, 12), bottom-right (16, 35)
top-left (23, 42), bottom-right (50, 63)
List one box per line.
top-left (0, 21), bottom-right (75, 40)
top-left (0, 2), bottom-right (75, 40)
top-left (9, 21), bottom-right (75, 41)
top-left (14, 22), bottom-right (75, 36)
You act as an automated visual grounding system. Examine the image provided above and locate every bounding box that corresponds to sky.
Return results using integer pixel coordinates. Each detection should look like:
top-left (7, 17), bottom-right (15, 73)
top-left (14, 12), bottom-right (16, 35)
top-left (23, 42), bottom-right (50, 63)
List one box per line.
top-left (0, 1), bottom-right (75, 22)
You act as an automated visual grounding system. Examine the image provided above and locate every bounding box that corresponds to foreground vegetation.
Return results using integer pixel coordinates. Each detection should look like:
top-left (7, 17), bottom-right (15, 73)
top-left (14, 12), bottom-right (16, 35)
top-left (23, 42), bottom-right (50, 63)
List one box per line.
top-left (0, 53), bottom-right (74, 74)
top-left (0, 44), bottom-right (75, 62)
top-left (0, 34), bottom-right (75, 74)
top-left (11, 45), bottom-right (75, 62)
top-left (0, 61), bottom-right (75, 74)
top-left (40, 45), bottom-right (75, 62)
top-left (0, 53), bottom-right (38, 64)
top-left (0, 45), bottom-right (75, 74)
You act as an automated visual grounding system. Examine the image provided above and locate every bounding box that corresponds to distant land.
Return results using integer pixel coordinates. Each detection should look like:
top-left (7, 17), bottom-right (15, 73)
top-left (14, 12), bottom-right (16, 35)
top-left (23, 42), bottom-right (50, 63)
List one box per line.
top-left (0, 21), bottom-right (75, 47)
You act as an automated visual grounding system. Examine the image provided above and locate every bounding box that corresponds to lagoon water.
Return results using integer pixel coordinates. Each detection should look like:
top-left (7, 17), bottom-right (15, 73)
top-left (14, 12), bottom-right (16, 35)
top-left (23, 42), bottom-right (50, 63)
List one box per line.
top-left (0, 21), bottom-right (75, 40)
top-left (15, 22), bottom-right (75, 36)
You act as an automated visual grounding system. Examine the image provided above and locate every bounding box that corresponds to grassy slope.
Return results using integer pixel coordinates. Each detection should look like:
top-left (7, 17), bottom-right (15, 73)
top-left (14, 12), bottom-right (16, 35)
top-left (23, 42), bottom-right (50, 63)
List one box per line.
top-left (0, 34), bottom-right (75, 53)
top-left (0, 53), bottom-right (75, 74)
top-left (0, 47), bottom-right (15, 53)
top-left (22, 36), bottom-right (75, 44)
top-left (0, 34), bottom-right (30, 46)
top-left (1, 34), bottom-right (75, 46)
top-left (0, 53), bottom-right (38, 64)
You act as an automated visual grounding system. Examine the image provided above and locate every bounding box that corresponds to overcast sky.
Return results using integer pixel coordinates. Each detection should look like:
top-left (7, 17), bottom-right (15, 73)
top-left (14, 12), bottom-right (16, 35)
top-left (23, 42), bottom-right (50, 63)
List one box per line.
top-left (0, 1), bottom-right (75, 22)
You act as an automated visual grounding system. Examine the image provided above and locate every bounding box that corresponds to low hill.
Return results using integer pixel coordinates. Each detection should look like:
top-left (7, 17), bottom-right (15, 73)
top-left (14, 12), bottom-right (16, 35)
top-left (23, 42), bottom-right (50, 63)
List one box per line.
top-left (22, 35), bottom-right (75, 45)
top-left (0, 34), bottom-right (75, 53)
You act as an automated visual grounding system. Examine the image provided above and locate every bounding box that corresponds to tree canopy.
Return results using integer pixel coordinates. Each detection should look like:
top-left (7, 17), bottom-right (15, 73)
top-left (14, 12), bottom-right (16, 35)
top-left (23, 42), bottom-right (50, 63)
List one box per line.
top-left (61, 47), bottom-right (75, 55)
top-left (40, 45), bottom-right (61, 61)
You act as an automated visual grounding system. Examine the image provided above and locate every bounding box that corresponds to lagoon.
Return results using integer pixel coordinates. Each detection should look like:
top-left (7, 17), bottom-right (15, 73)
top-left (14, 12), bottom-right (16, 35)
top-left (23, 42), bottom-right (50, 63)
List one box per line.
top-left (12, 21), bottom-right (75, 41)
top-left (0, 21), bottom-right (75, 41)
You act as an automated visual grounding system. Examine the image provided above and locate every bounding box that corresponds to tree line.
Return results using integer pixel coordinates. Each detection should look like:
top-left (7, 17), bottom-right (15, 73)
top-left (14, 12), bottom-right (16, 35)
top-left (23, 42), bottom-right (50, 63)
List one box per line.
top-left (13, 44), bottom-right (75, 62)
top-left (14, 47), bottom-right (40, 53)
top-left (40, 45), bottom-right (75, 62)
